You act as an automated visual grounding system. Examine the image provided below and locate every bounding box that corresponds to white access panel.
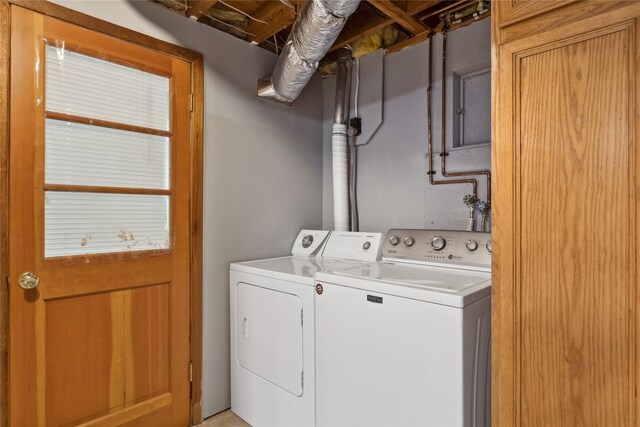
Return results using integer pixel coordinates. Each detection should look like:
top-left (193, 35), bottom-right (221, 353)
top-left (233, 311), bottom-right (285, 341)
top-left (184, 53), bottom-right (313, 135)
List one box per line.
top-left (236, 283), bottom-right (303, 396)
top-left (315, 281), bottom-right (491, 427)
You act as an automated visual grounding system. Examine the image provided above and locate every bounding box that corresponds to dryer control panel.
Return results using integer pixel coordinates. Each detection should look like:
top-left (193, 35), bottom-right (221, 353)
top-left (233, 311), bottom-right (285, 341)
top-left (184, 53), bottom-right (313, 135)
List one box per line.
top-left (383, 229), bottom-right (491, 270)
top-left (291, 230), bottom-right (331, 256)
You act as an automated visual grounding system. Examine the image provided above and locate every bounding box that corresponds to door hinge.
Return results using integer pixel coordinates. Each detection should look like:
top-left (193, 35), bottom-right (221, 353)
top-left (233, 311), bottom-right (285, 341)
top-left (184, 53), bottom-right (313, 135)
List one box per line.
top-left (190, 93), bottom-right (194, 112)
top-left (301, 371), bottom-right (304, 389)
top-left (189, 362), bottom-right (193, 383)
top-left (301, 309), bottom-right (304, 327)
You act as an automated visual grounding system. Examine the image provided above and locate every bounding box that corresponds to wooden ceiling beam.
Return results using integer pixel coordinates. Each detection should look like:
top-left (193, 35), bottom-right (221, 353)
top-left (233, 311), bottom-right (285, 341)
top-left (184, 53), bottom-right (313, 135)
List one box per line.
top-left (385, 9), bottom-right (490, 54)
top-left (384, 30), bottom-right (429, 54)
top-left (367, 0), bottom-right (426, 35)
top-left (329, 8), bottom-right (393, 52)
top-left (186, 0), bottom-right (219, 20)
top-left (405, 0), bottom-right (445, 16)
top-left (247, 2), bottom-right (296, 44)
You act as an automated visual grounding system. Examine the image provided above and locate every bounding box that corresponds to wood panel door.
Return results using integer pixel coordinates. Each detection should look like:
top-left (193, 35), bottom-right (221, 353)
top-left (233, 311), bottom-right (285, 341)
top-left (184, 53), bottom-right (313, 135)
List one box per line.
top-left (492, 3), bottom-right (640, 426)
top-left (9, 6), bottom-right (192, 426)
top-left (494, 0), bottom-right (581, 28)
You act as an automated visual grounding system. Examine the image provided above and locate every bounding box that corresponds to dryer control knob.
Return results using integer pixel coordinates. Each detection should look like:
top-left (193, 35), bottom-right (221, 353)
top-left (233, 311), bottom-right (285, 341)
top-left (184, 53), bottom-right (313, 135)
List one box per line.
top-left (389, 236), bottom-right (400, 246)
top-left (363, 241), bottom-right (371, 250)
top-left (404, 237), bottom-right (415, 247)
top-left (465, 239), bottom-right (478, 251)
top-left (301, 235), bottom-right (314, 248)
top-left (431, 236), bottom-right (446, 251)
top-left (486, 241), bottom-right (492, 254)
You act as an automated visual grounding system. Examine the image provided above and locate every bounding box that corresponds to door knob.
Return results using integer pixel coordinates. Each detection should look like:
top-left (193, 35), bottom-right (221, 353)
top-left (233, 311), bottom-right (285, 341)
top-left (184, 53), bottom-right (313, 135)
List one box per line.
top-left (18, 272), bottom-right (39, 289)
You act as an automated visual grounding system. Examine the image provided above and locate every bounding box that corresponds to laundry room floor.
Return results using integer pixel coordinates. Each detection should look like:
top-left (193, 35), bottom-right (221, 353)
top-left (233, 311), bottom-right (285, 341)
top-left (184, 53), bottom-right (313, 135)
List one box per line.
top-left (198, 410), bottom-right (250, 427)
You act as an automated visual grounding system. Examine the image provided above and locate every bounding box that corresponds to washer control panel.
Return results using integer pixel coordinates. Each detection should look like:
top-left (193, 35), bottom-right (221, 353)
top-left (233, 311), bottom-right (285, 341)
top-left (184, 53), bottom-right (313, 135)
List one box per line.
top-left (383, 229), bottom-right (491, 269)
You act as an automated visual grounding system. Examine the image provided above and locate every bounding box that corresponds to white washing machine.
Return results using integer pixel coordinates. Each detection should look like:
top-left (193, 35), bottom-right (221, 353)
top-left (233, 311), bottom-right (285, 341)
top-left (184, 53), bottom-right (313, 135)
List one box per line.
top-left (230, 230), bottom-right (383, 427)
top-left (315, 229), bottom-right (492, 427)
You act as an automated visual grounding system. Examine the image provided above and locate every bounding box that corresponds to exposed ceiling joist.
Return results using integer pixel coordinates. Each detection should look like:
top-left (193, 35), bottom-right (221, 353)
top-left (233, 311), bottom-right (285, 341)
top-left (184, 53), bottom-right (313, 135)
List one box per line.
top-left (186, 0), bottom-right (220, 20)
top-left (405, 0), bottom-right (445, 15)
top-left (152, 0), bottom-right (490, 74)
top-left (367, 0), bottom-right (425, 35)
top-left (385, 8), bottom-right (490, 55)
top-left (247, 2), bottom-right (296, 44)
top-left (385, 30), bottom-right (429, 54)
top-left (329, 8), bottom-right (393, 52)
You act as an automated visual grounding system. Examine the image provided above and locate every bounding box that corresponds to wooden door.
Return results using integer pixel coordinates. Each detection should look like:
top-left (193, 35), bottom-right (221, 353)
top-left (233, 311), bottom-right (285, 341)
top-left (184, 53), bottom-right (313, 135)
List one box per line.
top-left (493, 0), bottom-right (581, 28)
top-left (492, 2), bottom-right (640, 426)
top-left (9, 6), bottom-right (192, 426)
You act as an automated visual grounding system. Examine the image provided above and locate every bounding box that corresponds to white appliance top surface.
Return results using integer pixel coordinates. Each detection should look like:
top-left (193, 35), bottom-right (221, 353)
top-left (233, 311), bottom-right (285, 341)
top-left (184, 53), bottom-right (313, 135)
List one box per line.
top-left (333, 262), bottom-right (490, 292)
top-left (231, 256), bottom-right (366, 285)
top-left (316, 262), bottom-right (491, 307)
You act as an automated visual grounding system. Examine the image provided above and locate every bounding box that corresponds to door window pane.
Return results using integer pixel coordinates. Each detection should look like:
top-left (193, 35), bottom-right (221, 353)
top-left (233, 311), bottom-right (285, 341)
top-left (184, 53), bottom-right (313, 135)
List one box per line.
top-left (45, 192), bottom-right (170, 257)
top-left (45, 119), bottom-right (169, 190)
top-left (45, 45), bottom-right (170, 131)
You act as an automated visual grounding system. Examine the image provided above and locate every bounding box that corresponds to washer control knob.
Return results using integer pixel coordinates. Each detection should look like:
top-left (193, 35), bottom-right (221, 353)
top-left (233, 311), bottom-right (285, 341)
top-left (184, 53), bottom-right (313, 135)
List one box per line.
top-left (363, 241), bottom-right (371, 250)
top-left (404, 237), bottom-right (415, 247)
top-left (389, 235), bottom-right (400, 246)
top-left (465, 239), bottom-right (478, 252)
top-left (301, 235), bottom-right (313, 248)
top-left (431, 236), bottom-right (446, 251)
top-left (486, 241), bottom-right (492, 254)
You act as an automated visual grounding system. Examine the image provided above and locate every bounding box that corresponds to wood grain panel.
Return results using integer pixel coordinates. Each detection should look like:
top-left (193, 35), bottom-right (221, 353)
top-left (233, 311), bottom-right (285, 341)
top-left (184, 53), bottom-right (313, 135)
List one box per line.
top-left (45, 293), bottom-right (113, 426)
top-left (42, 254), bottom-right (172, 300)
top-left (0, 1), bottom-right (9, 426)
top-left (8, 0), bottom-right (201, 61)
top-left (8, 7), bottom-right (42, 426)
top-left (518, 30), bottom-right (630, 425)
top-left (46, 284), bottom-right (171, 426)
top-left (168, 56), bottom-right (193, 426)
top-left (189, 55), bottom-right (205, 426)
top-left (496, 0), bottom-right (581, 29)
top-left (130, 284), bottom-right (170, 402)
top-left (43, 12), bottom-right (173, 76)
top-left (497, 1), bottom-right (626, 45)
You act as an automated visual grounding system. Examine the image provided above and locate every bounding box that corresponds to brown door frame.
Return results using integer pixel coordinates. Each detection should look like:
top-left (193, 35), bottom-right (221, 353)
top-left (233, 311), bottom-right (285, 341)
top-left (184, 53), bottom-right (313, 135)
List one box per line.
top-left (0, 1), bottom-right (204, 425)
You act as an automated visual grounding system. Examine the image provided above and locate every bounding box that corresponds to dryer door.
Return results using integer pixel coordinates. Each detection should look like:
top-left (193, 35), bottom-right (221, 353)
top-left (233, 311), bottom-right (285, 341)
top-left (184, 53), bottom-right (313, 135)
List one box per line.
top-left (235, 282), bottom-right (304, 396)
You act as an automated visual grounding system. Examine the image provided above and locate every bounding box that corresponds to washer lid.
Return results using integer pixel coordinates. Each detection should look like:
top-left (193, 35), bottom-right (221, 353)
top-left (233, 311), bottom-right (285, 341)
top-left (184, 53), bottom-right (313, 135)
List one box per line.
top-left (334, 262), bottom-right (490, 292)
top-left (316, 262), bottom-right (491, 307)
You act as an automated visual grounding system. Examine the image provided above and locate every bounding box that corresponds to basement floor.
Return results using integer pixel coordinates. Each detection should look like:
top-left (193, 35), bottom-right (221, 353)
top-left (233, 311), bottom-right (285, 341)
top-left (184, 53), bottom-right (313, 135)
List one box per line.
top-left (198, 410), bottom-right (250, 427)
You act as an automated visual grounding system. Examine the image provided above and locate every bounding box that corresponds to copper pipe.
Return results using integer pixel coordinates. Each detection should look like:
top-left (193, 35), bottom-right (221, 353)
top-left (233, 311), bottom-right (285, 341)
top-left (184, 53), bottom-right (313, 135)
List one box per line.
top-left (419, 0), bottom-right (468, 23)
top-left (426, 28), bottom-right (478, 198)
top-left (439, 29), bottom-right (491, 208)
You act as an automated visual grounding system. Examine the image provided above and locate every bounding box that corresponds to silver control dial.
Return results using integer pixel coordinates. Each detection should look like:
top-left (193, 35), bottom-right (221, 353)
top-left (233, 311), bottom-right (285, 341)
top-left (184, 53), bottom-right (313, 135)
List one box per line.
top-left (389, 235), bottom-right (400, 246)
top-left (431, 236), bottom-right (446, 251)
top-left (404, 237), bottom-right (415, 247)
top-left (301, 235), bottom-right (313, 248)
top-left (486, 241), bottom-right (492, 254)
top-left (363, 241), bottom-right (371, 250)
top-left (465, 239), bottom-right (478, 252)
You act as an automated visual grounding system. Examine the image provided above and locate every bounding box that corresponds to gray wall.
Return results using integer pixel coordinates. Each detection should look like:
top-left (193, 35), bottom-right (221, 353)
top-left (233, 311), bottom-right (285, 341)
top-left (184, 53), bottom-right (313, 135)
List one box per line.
top-left (49, 0), bottom-right (324, 418)
top-left (323, 18), bottom-right (491, 233)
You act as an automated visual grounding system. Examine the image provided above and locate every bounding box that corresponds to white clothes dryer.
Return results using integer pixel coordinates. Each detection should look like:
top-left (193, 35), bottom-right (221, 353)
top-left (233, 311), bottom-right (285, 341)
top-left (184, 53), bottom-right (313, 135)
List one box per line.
top-left (315, 229), bottom-right (492, 427)
top-left (230, 230), bottom-right (383, 427)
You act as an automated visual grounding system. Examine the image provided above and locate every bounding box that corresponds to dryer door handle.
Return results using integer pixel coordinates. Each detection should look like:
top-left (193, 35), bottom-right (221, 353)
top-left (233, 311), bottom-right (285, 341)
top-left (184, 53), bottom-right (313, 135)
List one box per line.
top-left (241, 314), bottom-right (249, 338)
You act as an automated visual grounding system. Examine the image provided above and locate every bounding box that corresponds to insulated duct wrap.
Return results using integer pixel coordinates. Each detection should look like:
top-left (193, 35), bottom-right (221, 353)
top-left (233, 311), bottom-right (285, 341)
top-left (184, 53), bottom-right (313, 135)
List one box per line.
top-left (258, 0), bottom-right (361, 104)
top-left (332, 124), bottom-right (350, 231)
top-left (291, 0), bottom-right (346, 62)
top-left (271, 41), bottom-right (317, 102)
